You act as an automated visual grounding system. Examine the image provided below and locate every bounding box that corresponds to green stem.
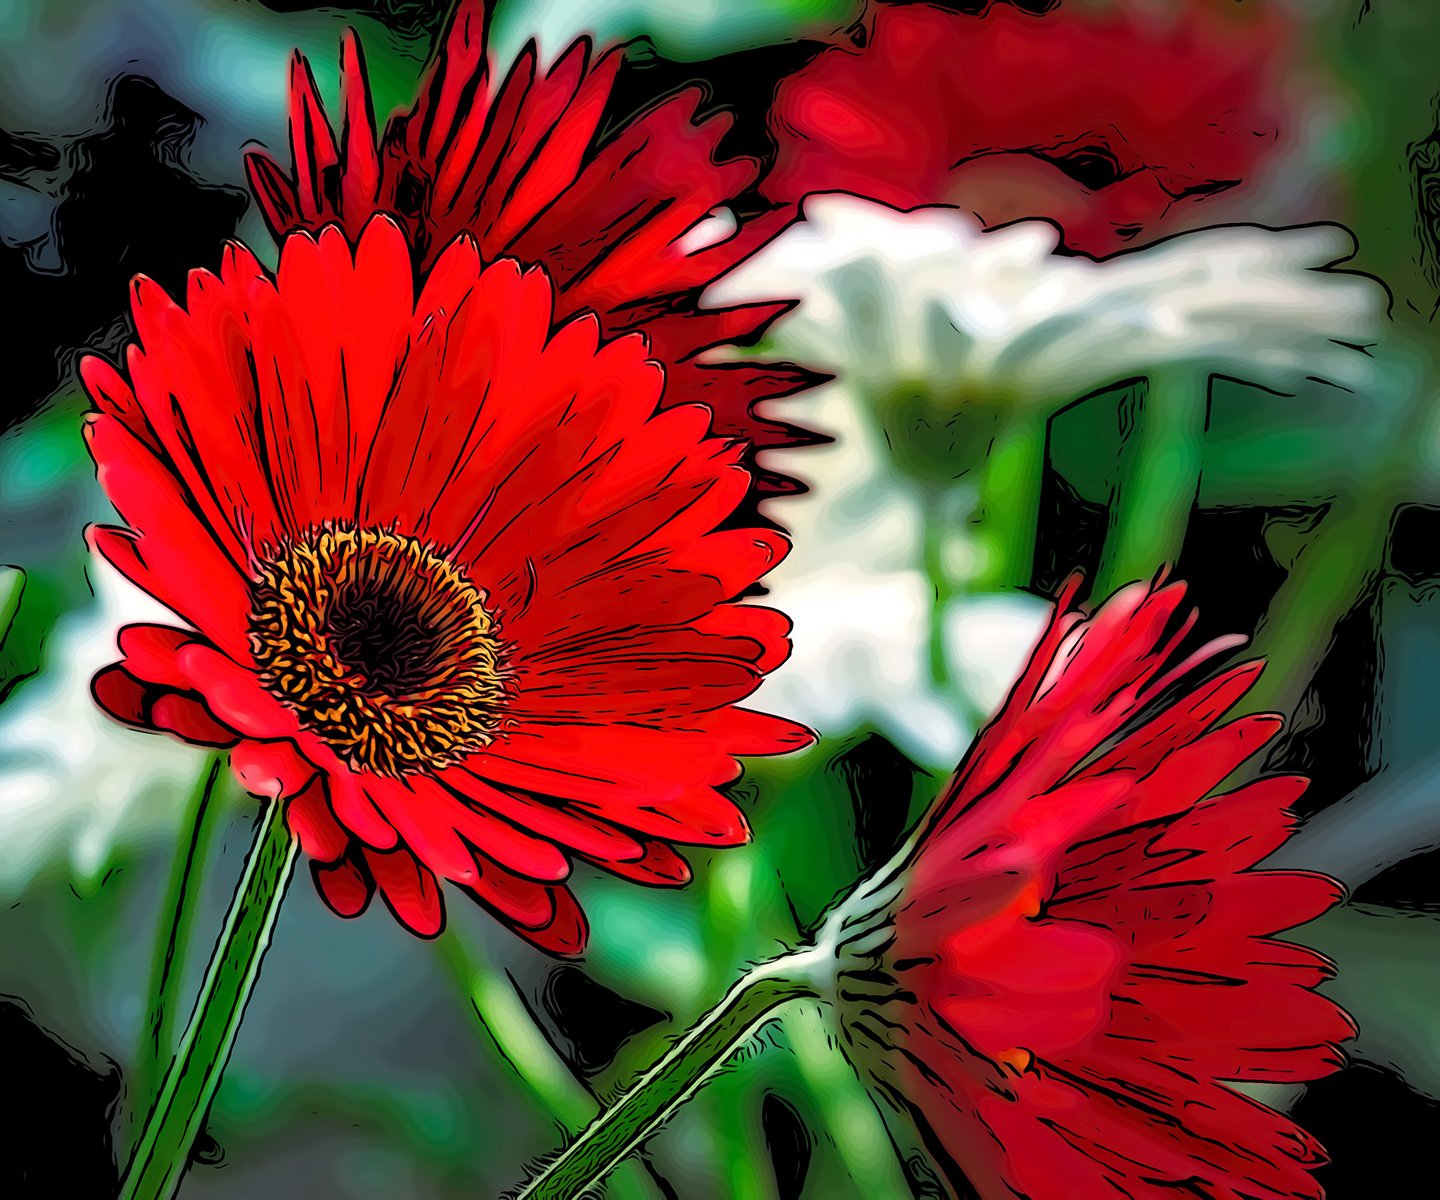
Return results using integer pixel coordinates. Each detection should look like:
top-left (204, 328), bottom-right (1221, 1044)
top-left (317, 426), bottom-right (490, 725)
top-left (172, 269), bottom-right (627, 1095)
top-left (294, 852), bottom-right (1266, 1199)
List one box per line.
top-left (0, 565), bottom-right (23, 641)
top-left (780, 1003), bottom-right (912, 1195)
top-left (514, 951), bottom-right (826, 1200)
top-left (133, 756), bottom-right (226, 1126)
top-left (973, 409), bottom-right (1048, 591)
top-left (922, 517), bottom-right (951, 690)
top-left (1240, 493), bottom-right (1392, 724)
top-left (0, 565), bottom-right (25, 687)
top-left (1093, 371), bottom-right (1209, 598)
top-left (119, 799), bottom-right (298, 1200)
top-left (435, 931), bottom-right (661, 1200)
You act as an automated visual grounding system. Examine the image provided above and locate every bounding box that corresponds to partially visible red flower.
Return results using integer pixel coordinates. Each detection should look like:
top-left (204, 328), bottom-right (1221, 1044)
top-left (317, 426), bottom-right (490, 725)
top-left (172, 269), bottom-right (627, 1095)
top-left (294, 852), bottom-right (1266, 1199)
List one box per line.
top-left (765, 2), bottom-right (1290, 256)
top-left (82, 215), bottom-right (811, 952)
top-left (836, 575), bottom-right (1351, 1197)
top-left (244, 0), bottom-right (821, 496)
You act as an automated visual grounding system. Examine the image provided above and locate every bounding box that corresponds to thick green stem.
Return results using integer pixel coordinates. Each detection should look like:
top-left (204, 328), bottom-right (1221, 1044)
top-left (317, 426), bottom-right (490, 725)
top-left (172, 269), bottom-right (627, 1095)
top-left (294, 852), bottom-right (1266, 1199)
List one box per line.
top-left (1093, 371), bottom-right (1209, 598)
top-left (973, 410), bottom-right (1048, 591)
top-left (514, 951), bottom-right (826, 1200)
top-left (436, 931), bottom-right (661, 1200)
top-left (133, 756), bottom-right (226, 1125)
top-left (119, 800), bottom-right (298, 1200)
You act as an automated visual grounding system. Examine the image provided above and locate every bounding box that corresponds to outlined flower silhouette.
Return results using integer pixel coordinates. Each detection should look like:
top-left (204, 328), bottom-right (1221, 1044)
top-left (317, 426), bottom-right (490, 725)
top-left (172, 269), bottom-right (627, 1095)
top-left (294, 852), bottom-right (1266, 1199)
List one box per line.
top-left (81, 216), bottom-right (811, 952)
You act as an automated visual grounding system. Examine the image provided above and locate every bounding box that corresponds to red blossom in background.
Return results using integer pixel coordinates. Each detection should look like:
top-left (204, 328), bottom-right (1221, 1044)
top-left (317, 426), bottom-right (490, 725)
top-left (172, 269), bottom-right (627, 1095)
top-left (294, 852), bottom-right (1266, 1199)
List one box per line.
top-left (244, 0), bottom-right (823, 497)
top-left (82, 216), bottom-right (811, 953)
top-left (850, 576), bottom-right (1353, 1198)
top-left (765, 2), bottom-right (1291, 256)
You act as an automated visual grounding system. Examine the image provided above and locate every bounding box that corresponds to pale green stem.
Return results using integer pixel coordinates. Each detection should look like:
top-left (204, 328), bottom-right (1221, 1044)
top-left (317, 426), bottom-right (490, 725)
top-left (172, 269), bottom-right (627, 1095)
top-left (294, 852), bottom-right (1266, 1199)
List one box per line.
top-left (1237, 493), bottom-right (1393, 727)
top-left (780, 1003), bottom-right (912, 1195)
top-left (513, 950), bottom-right (827, 1200)
top-left (973, 410), bottom-right (1048, 591)
top-left (436, 930), bottom-right (661, 1200)
top-left (133, 756), bottom-right (226, 1127)
top-left (1093, 371), bottom-right (1209, 598)
top-left (922, 517), bottom-right (951, 690)
top-left (0, 565), bottom-right (23, 640)
top-left (118, 800), bottom-right (298, 1200)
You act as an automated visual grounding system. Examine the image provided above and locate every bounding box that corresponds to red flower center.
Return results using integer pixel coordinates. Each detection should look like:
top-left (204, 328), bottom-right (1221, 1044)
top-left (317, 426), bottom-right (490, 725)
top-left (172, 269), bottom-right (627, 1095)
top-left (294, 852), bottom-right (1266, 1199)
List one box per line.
top-left (248, 525), bottom-right (507, 777)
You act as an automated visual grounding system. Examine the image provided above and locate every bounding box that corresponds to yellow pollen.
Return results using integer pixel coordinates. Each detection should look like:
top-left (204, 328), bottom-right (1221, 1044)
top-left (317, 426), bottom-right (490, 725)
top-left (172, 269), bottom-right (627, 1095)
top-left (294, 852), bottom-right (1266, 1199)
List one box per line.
top-left (996, 1048), bottom-right (1034, 1076)
top-left (1015, 881), bottom-right (1044, 919)
top-left (248, 525), bottom-right (506, 777)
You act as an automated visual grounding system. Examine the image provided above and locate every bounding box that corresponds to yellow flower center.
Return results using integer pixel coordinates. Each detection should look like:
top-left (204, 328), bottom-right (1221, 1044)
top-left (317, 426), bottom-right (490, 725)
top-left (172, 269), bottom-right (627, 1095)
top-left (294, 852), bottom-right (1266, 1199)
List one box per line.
top-left (248, 525), bottom-right (506, 777)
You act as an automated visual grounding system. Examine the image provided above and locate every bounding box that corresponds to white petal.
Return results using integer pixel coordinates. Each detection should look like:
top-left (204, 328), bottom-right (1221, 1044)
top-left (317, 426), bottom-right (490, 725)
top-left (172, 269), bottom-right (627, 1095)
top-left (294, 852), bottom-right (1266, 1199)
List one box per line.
top-left (709, 194), bottom-right (1388, 403)
top-left (0, 558), bottom-right (206, 899)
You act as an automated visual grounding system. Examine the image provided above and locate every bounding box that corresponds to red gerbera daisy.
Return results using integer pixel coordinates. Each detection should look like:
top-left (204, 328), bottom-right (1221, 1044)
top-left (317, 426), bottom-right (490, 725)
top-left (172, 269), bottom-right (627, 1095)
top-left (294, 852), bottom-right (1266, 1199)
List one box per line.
top-left (81, 214), bottom-right (811, 953)
top-left (830, 575), bottom-right (1352, 1198)
top-left (765, 2), bottom-right (1290, 256)
top-left (243, 0), bottom-right (822, 496)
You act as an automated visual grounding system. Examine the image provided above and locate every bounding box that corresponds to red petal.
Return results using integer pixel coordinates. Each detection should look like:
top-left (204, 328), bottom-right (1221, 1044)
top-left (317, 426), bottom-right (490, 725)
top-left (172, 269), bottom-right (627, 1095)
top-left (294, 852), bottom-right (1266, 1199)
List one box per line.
top-left (591, 842), bottom-right (692, 887)
top-left (337, 28), bottom-right (382, 226)
top-left (441, 767), bottom-right (645, 862)
top-left (491, 46), bottom-right (618, 250)
top-left (79, 354), bottom-right (150, 443)
top-left (231, 739), bottom-right (317, 800)
top-left (362, 775), bottom-right (484, 886)
top-left (150, 695), bottom-right (238, 747)
top-left (173, 643), bottom-right (300, 742)
top-left (115, 623), bottom-right (192, 686)
top-left (293, 733), bottom-right (398, 851)
top-left (91, 664), bottom-right (151, 729)
top-left (472, 726), bottom-right (752, 845)
top-left (472, 38), bottom-right (590, 251)
top-left (287, 49), bottom-right (340, 222)
top-left (287, 777), bottom-right (351, 863)
top-left (463, 858), bottom-right (588, 957)
top-left (121, 269), bottom-right (289, 560)
top-left (82, 408), bottom-right (254, 657)
top-left (243, 150), bottom-right (301, 241)
top-left (410, 0), bottom-right (491, 175)
top-left (312, 854), bottom-right (374, 919)
top-left (364, 845), bottom-right (445, 938)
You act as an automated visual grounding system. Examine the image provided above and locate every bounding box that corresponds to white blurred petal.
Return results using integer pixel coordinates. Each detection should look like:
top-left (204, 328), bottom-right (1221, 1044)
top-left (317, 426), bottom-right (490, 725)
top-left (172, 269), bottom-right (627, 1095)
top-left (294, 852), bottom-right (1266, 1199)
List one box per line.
top-left (0, 558), bottom-right (204, 898)
top-left (709, 194), bottom-right (1387, 402)
top-left (677, 207), bottom-right (739, 256)
top-left (753, 376), bottom-right (1048, 770)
